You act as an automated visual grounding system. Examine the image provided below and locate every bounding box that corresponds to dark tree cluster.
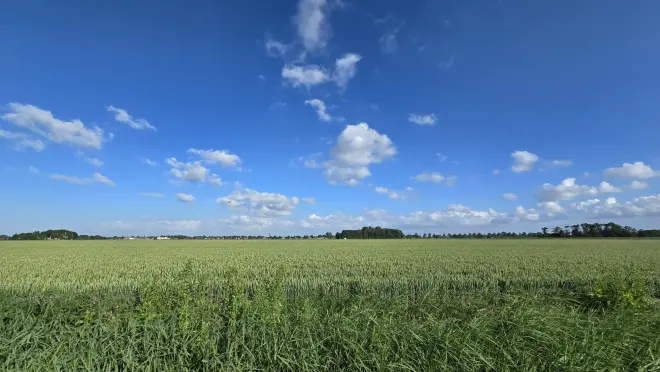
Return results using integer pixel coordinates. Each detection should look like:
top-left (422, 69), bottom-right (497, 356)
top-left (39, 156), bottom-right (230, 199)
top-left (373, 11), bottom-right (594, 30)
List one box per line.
top-left (335, 227), bottom-right (405, 239)
top-left (77, 235), bottom-right (111, 240)
top-left (538, 222), bottom-right (660, 238)
top-left (10, 229), bottom-right (79, 240)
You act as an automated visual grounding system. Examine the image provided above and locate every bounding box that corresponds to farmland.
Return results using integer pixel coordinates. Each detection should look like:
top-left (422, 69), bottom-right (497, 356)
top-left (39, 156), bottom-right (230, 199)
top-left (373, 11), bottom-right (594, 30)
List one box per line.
top-left (1, 239), bottom-right (659, 371)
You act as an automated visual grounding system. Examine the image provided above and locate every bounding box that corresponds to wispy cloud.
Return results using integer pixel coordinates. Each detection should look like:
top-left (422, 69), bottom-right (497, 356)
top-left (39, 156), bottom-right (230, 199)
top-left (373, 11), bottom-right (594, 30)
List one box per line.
top-left (408, 113), bottom-right (437, 126)
top-left (2, 103), bottom-right (106, 149)
top-left (379, 28), bottom-right (399, 54)
top-left (140, 192), bottom-right (164, 198)
top-left (50, 172), bottom-right (115, 186)
top-left (107, 106), bottom-right (156, 131)
top-left (305, 99), bottom-right (332, 121)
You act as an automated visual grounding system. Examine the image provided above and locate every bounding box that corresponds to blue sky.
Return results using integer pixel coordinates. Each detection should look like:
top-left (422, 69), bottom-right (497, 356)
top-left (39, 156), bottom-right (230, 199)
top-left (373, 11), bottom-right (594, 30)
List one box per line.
top-left (1, 0), bottom-right (660, 235)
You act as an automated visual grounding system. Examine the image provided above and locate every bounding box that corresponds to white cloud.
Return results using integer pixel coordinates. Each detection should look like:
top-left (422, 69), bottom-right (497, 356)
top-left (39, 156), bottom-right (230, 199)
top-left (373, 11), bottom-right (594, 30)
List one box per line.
top-left (370, 184), bottom-right (409, 200)
top-left (300, 202), bottom-right (577, 231)
top-left (571, 194), bottom-right (660, 218)
top-left (2, 103), bottom-right (106, 149)
top-left (374, 186), bottom-right (389, 194)
top-left (300, 213), bottom-right (365, 229)
top-left (415, 172), bottom-right (445, 183)
top-left (571, 198), bottom-right (604, 212)
top-left (537, 201), bottom-right (565, 214)
top-left (0, 129), bottom-right (25, 140)
top-left (493, 169), bottom-right (500, 175)
top-left (50, 172), bottom-right (115, 186)
top-left (405, 186), bottom-right (413, 192)
top-left (304, 99), bottom-right (332, 121)
top-left (0, 129), bottom-right (42, 151)
top-left (210, 174), bottom-right (223, 186)
top-left (156, 220), bottom-right (202, 230)
top-left (282, 64), bottom-right (330, 88)
top-left (379, 28), bottom-right (399, 53)
top-left (408, 113), bottom-right (437, 126)
top-left (92, 172), bottom-right (115, 186)
top-left (282, 54), bottom-right (361, 90)
top-left (514, 206), bottom-right (540, 221)
top-left (550, 160), bottom-right (573, 167)
top-left (302, 197), bottom-right (316, 204)
top-left (143, 158), bottom-right (158, 167)
top-left (502, 193), bottom-right (518, 200)
top-left (217, 188), bottom-right (300, 217)
top-left (598, 181), bottom-right (622, 194)
top-left (264, 35), bottom-right (290, 57)
top-left (187, 148), bottom-right (241, 168)
top-left (399, 205), bottom-right (509, 228)
top-left (298, 152), bottom-right (323, 169)
top-left (445, 175), bottom-right (458, 187)
top-left (604, 162), bottom-right (658, 179)
top-left (295, 0), bottom-right (332, 52)
top-left (629, 180), bottom-right (649, 190)
top-left (511, 151), bottom-right (539, 173)
top-left (388, 192), bottom-right (400, 200)
top-left (333, 53), bottom-right (361, 89)
top-left (538, 178), bottom-right (597, 202)
top-left (538, 178), bottom-right (621, 202)
top-left (176, 192), bottom-right (195, 203)
top-left (322, 123), bottom-right (397, 185)
top-left (331, 123), bottom-right (397, 167)
top-left (84, 157), bottom-right (104, 167)
top-left (140, 193), bottom-right (164, 198)
top-left (107, 106), bottom-right (155, 131)
top-left (15, 139), bottom-right (45, 152)
top-left (107, 219), bottom-right (202, 233)
top-left (303, 159), bottom-right (322, 168)
top-left (323, 166), bottom-right (370, 186)
top-left (437, 153), bottom-right (448, 162)
top-left (28, 166), bottom-right (39, 174)
top-left (166, 157), bottom-right (214, 184)
top-left (221, 215), bottom-right (294, 229)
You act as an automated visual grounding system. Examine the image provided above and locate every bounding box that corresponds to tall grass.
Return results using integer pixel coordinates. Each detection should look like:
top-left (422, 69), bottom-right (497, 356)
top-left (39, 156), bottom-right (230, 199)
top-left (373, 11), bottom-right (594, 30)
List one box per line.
top-left (1, 239), bottom-right (659, 370)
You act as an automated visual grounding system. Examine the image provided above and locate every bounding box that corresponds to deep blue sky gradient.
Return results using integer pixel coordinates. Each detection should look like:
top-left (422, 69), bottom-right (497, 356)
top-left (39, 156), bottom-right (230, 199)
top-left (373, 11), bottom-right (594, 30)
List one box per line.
top-left (1, 0), bottom-right (659, 235)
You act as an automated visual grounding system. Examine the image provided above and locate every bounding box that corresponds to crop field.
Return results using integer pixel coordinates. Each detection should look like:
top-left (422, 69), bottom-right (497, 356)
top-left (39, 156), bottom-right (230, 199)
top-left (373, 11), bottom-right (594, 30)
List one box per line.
top-left (1, 239), bottom-right (659, 371)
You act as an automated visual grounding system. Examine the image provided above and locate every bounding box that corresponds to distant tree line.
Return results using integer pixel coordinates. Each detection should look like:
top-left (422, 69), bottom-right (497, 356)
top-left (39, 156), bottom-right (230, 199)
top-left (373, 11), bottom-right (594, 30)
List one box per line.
top-left (1, 222), bottom-right (659, 241)
top-left (402, 222), bottom-right (660, 239)
top-left (8, 229), bottom-right (79, 240)
top-left (335, 227), bottom-right (405, 239)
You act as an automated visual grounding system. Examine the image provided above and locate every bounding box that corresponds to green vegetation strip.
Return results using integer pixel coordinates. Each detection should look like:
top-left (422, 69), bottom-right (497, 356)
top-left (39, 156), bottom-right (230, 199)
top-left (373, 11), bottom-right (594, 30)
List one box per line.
top-left (1, 240), bottom-right (659, 371)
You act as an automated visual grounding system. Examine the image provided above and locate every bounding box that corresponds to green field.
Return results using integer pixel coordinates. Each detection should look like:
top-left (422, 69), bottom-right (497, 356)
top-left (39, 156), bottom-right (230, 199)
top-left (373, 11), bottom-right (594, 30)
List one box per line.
top-left (1, 239), bottom-right (659, 371)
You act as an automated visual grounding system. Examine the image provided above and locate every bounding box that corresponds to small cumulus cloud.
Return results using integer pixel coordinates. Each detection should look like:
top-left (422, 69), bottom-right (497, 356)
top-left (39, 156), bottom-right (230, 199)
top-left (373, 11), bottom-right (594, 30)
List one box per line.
top-left (408, 113), bottom-right (436, 126)
top-left (604, 162), bottom-right (658, 179)
top-left (176, 193), bottom-right (195, 203)
top-left (511, 151), bottom-right (539, 173)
